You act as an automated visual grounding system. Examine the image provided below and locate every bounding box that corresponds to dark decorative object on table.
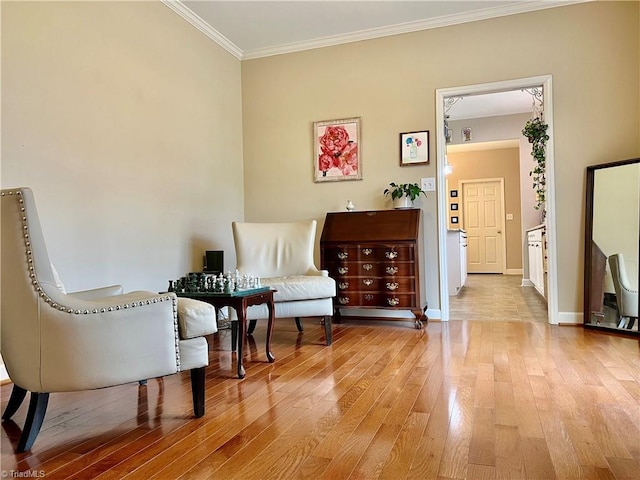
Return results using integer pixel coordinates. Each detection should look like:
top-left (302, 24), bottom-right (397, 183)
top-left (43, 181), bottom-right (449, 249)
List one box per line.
top-left (204, 250), bottom-right (224, 274)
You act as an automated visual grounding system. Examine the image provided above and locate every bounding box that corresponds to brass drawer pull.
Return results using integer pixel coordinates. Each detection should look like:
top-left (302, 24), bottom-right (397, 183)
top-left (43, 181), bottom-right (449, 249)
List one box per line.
top-left (362, 264), bottom-right (373, 271)
top-left (386, 282), bottom-right (399, 291)
top-left (338, 297), bottom-right (350, 305)
top-left (337, 267), bottom-right (349, 275)
top-left (362, 248), bottom-right (373, 255)
top-left (387, 297), bottom-right (400, 306)
top-left (363, 279), bottom-right (374, 286)
top-left (385, 251), bottom-right (398, 259)
top-left (386, 266), bottom-right (398, 275)
top-left (338, 282), bottom-right (349, 290)
top-left (364, 294), bottom-right (374, 301)
top-left (337, 252), bottom-right (349, 260)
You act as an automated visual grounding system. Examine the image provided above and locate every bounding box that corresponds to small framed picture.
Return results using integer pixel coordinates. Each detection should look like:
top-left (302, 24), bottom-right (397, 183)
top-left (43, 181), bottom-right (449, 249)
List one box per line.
top-left (451, 216), bottom-right (459, 224)
top-left (462, 127), bottom-right (472, 142)
top-left (451, 203), bottom-right (458, 211)
top-left (450, 190), bottom-right (458, 198)
top-left (399, 130), bottom-right (429, 166)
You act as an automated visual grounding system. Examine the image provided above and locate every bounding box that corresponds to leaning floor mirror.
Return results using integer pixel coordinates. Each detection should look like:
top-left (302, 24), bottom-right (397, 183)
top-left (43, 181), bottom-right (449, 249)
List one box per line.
top-left (584, 157), bottom-right (639, 335)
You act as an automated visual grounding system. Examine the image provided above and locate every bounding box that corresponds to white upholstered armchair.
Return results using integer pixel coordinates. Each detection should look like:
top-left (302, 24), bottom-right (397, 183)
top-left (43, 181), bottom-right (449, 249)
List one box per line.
top-left (1, 188), bottom-right (215, 452)
top-left (608, 253), bottom-right (639, 329)
top-left (232, 220), bottom-right (336, 345)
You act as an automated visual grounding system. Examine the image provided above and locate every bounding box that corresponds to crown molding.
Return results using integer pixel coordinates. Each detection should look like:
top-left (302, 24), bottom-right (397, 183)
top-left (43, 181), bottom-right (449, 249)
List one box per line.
top-left (242, 0), bottom-right (589, 60)
top-left (161, 0), bottom-right (242, 60)
top-left (165, 0), bottom-right (590, 61)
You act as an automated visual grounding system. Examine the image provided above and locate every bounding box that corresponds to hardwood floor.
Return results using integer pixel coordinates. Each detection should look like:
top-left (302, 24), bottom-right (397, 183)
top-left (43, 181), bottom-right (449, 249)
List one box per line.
top-left (449, 274), bottom-right (548, 322)
top-left (2, 276), bottom-right (639, 479)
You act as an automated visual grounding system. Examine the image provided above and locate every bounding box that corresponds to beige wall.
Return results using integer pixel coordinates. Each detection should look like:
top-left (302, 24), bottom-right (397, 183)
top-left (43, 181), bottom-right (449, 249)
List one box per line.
top-left (1, 1), bottom-right (639, 319)
top-left (241, 1), bottom-right (640, 316)
top-left (446, 147), bottom-right (523, 271)
top-left (1, 1), bottom-right (244, 293)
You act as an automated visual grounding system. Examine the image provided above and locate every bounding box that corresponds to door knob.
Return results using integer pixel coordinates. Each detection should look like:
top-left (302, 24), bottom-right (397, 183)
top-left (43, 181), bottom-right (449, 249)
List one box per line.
top-left (497, 229), bottom-right (502, 234)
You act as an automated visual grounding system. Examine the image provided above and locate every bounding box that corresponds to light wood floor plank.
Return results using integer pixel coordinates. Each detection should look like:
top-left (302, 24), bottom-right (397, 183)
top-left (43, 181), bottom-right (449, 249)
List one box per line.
top-left (377, 411), bottom-right (430, 479)
top-left (495, 424), bottom-right (526, 479)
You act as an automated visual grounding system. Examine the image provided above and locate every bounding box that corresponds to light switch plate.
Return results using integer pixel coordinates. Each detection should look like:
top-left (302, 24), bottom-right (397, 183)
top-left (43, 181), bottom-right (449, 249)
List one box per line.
top-left (506, 213), bottom-right (514, 220)
top-left (421, 177), bottom-right (436, 192)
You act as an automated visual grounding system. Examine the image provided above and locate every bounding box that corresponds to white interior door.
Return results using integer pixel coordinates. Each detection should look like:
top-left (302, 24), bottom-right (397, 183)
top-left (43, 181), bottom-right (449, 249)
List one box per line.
top-left (463, 179), bottom-right (505, 274)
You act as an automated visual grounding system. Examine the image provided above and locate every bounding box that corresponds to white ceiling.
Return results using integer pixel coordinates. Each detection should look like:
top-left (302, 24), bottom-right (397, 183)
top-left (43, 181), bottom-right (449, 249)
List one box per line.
top-left (183, 0), bottom-right (528, 53)
top-left (445, 90), bottom-right (537, 121)
top-left (173, 0), bottom-right (584, 59)
top-left (164, 0), bottom-right (578, 118)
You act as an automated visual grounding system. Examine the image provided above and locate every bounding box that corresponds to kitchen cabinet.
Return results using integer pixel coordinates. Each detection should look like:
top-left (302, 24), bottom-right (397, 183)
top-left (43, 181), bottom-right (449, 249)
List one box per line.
top-left (527, 225), bottom-right (546, 299)
top-left (447, 229), bottom-right (467, 295)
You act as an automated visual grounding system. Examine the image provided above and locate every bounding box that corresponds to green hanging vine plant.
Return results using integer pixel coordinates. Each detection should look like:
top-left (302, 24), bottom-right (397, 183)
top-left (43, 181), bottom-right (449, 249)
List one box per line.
top-left (522, 117), bottom-right (549, 211)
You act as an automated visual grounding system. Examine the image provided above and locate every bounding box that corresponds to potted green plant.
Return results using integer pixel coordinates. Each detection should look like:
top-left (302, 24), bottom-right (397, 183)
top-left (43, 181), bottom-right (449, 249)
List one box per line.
top-left (383, 182), bottom-right (427, 209)
top-left (522, 117), bottom-right (549, 212)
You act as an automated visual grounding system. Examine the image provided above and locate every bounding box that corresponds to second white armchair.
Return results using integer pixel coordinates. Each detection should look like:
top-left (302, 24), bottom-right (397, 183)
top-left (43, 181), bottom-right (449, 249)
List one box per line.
top-left (232, 220), bottom-right (336, 345)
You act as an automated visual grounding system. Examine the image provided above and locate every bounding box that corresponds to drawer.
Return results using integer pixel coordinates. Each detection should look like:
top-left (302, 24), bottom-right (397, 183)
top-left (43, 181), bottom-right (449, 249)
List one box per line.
top-left (324, 244), bottom-right (415, 262)
top-left (527, 228), bottom-right (544, 242)
top-left (336, 276), bottom-right (416, 293)
top-left (460, 232), bottom-right (468, 246)
top-left (327, 262), bottom-right (415, 277)
top-left (335, 292), bottom-right (417, 308)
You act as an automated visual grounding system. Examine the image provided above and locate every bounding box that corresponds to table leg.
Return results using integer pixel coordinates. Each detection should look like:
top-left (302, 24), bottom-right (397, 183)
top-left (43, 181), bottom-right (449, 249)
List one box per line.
top-left (266, 298), bottom-right (275, 363)
top-left (231, 320), bottom-right (238, 352)
top-left (236, 303), bottom-right (247, 379)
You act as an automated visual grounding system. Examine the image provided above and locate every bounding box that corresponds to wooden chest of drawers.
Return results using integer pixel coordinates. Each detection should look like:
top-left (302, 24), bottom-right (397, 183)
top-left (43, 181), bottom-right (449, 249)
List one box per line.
top-left (320, 209), bottom-right (426, 328)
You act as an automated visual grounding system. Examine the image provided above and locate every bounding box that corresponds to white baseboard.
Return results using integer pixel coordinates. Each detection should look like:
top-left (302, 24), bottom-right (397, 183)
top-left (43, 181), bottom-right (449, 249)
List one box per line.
top-left (336, 308), bottom-right (581, 325)
top-left (336, 307), bottom-right (441, 321)
top-left (558, 312), bottom-right (583, 324)
top-left (521, 279), bottom-right (534, 287)
top-left (506, 269), bottom-right (523, 275)
top-left (426, 308), bottom-right (441, 320)
top-left (338, 308), bottom-right (416, 318)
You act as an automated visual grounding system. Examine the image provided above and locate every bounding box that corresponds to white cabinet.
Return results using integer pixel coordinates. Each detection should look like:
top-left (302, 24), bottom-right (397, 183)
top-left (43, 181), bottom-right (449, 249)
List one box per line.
top-left (447, 230), bottom-right (468, 295)
top-left (527, 226), bottom-right (546, 299)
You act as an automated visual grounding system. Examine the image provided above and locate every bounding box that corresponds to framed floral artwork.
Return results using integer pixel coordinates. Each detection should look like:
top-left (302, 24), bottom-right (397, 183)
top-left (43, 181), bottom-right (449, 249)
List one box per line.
top-left (313, 117), bottom-right (362, 182)
top-left (400, 130), bottom-right (429, 166)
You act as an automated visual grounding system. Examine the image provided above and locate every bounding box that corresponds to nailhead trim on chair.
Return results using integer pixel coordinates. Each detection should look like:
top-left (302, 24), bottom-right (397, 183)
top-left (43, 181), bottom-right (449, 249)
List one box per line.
top-left (2, 189), bottom-right (182, 370)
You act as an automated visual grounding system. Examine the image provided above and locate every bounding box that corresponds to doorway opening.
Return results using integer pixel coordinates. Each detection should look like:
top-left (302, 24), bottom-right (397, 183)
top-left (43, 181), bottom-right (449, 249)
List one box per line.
top-left (435, 76), bottom-right (558, 324)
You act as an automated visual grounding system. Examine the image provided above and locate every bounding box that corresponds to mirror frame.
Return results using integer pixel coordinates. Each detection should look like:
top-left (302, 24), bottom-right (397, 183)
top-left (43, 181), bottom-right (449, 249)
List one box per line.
top-left (584, 157), bottom-right (640, 336)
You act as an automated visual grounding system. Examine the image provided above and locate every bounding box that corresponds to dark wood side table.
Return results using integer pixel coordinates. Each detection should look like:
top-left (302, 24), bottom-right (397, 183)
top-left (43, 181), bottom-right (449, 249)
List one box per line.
top-left (176, 287), bottom-right (275, 379)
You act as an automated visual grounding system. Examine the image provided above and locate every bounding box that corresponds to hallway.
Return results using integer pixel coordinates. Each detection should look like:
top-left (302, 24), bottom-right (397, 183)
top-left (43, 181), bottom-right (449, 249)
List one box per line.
top-left (449, 274), bottom-right (548, 322)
